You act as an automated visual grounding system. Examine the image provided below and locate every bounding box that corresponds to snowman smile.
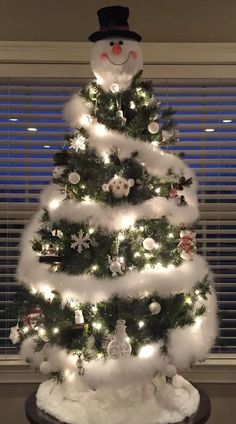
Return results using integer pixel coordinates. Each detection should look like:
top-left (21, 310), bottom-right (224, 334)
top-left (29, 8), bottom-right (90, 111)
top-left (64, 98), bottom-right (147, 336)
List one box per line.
top-left (105, 51), bottom-right (132, 66)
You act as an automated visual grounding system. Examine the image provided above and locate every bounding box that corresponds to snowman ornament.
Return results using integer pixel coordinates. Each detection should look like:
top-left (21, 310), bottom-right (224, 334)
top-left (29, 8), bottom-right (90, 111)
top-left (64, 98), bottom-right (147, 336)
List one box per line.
top-left (102, 175), bottom-right (134, 198)
top-left (108, 255), bottom-right (125, 277)
top-left (89, 6), bottom-right (143, 92)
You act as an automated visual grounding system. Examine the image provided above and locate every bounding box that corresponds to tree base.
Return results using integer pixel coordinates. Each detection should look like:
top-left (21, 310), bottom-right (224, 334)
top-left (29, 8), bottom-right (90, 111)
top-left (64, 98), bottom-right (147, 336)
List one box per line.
top-left (36, 374), bottom-right (200, 424)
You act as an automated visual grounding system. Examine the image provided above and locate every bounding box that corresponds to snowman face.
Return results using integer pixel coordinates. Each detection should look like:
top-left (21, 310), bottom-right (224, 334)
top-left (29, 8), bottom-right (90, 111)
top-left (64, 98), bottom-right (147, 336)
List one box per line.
top-left (90, 38), bottom-right (143, 92)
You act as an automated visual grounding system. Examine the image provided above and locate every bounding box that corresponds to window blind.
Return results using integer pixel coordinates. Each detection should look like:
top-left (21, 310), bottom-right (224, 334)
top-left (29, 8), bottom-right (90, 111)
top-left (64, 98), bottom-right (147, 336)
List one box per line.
top-left (0, 78), bottom-right (235, 355)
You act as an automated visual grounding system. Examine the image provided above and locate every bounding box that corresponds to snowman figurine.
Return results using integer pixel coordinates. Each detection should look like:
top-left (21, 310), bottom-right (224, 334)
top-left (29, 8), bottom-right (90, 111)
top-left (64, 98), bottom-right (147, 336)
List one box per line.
top-left (108, 255), bottom-right (125, 277)
top-left (89, 6), bottom-right (143, 92)
top-left (102, 175), bottom-right (135, 198)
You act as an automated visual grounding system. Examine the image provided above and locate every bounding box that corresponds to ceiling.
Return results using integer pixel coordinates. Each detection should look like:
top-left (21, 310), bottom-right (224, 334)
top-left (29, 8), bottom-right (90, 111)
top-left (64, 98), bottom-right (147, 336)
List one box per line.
top-left (1, 0), bottom-right (236, 42)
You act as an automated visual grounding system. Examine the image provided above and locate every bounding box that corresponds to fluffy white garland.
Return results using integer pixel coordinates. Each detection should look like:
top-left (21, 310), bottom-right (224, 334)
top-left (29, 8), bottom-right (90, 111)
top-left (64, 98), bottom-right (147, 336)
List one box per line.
top-left (41, 183), bottom-right (199, 229)
top-left (17, 208), bottom-right (210, 303)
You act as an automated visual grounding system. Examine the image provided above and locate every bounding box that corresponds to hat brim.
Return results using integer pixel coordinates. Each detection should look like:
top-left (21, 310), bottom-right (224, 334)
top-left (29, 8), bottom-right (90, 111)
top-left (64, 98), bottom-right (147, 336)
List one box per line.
top-left (89, 29), bottom-right (142, 42)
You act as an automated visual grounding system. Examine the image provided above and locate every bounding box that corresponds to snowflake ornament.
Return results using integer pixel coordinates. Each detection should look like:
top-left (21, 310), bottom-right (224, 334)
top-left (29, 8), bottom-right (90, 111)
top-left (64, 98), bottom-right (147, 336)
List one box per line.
top-left (9, 325), bottom-right (21, 345)
top-left (70, 134), bottom-right (86, 152)
top-left (71, 230), bottom-right (91, 253)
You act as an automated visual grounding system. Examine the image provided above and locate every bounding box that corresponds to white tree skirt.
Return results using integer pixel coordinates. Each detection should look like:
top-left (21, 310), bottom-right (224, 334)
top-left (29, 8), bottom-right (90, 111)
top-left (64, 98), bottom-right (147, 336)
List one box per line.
top-left (36, 374), bottom-right (200, 424)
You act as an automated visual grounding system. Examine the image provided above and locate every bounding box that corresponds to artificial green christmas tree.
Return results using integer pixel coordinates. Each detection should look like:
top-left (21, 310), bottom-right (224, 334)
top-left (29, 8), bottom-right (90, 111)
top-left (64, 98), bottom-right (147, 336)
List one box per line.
top-left (10, 6), bottom-right (217, 424)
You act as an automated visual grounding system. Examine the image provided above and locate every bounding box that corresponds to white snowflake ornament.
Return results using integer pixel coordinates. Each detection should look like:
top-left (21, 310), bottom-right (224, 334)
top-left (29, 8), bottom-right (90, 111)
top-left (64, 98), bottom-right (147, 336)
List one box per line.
top-left (71, 230), bottom-right (91, 253)
top-left (9, 325), bottom-right (20, 345)
top-left (52, 166), bottom-right (66, 178)
top-left (102, 175), bottom-right (134, 198)
top-left (70, 134), bottom-right (86, 152)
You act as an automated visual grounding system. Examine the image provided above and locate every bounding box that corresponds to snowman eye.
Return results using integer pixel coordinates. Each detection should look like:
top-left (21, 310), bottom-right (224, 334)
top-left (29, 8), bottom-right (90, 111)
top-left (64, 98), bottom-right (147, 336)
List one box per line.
top-left (109, 41), bottom-right (114, 46)
top-left (119, 41), bottom-right (123, 45)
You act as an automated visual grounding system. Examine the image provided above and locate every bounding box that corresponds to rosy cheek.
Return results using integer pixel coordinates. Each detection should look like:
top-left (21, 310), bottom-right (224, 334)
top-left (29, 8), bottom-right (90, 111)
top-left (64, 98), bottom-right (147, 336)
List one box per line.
top-left (130, 51), bottom-right (138, 59)
top-left (100, 52), bottom-right (108, 60)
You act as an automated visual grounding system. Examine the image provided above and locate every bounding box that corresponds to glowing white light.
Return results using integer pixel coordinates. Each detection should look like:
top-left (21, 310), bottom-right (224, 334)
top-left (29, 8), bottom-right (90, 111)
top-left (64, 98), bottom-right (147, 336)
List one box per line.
top-left (31, 288), bottom-right (37, 294)
top-left (205, 128), bottom-right (215, 132)
top-left (185, 296), bottom-right (192, 305)
top-left (103, 154), bottom-right (110, 164)
top-left (96, 75), bottom-right (104, 86)
top-left (39, 328), bottom-right (46, 336)
top-left (144, 252), bottom-right (151, 259)
top-left (155, 187), bottom-right (161, 194)
top-left (84, 195), bottom-right (91, 202)
top-left (91, 265), bottom-right (98, 271)
top-left (22, 326), bottom-right (29, 334)
top-left (81, 184), bottom-right (85, 189)
top-left (134, 252), bottom-right (141, 258)
top-left (154, 243), bottom-right (160, 249)
top-left (222, 119), bottom-right (232, 123)
top-left (119, 256), bottom-right (125, 263)
top-left (91, 305), bottom-right (98, 313)
top-left (97, 352), bottom-right (104, 359)
top-left (93, 322), bottom-right (102, 330)
top-left (89, 228), bottom-right (95, 234)
top-left (53, 328), bottom-right (59, 334)
top-left (94, 123), bottom-right (107, 136)
top-left (9, 118), bottom-right (18, 121)
top-left (195, 289), bottom-right (200, 295)
top-left (27, 127), bottom-right (38, 132)
top-left (138, 321), bottom-right (145, 329)
top-left (140, 162), bottom-right (146, 167)
top-left (139, 344), bottom-right (155, 359)
top-left (41, 285), bottom-right (54, 300)
top-left (139, 226), bottom-right (144, 231)
top-left (194, 317), bottom-right (202, 330)
top-left (49, 198), bottom-right (61, 210)
top-left (130, 101), bottom-right (136, 109)
top-left (118, 233), bottom-right (125, 241)
top-left (69, 299), bottom-right (78, 309)
top-left (44, 145), bottom-right (50, 148)
top-left (168, 233), bottom-right (174, 239)
top-left (151, 141), bottom-right (159, 150)
top-left (120, 215), bottom-right (135, 229)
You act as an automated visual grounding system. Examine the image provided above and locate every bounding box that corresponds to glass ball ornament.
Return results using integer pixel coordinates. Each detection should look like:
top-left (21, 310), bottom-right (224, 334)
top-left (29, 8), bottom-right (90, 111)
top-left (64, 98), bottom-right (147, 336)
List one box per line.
top-left (68, 171), bottom-right (80, 185)
top-left (143, 237), bottom-right (156, 251)
top-left (148, 122), bottom-right (160, 134)
top-left (110, 83), bottom-right (120, 93)
top-left (149, 301), bottom-right (161, 315)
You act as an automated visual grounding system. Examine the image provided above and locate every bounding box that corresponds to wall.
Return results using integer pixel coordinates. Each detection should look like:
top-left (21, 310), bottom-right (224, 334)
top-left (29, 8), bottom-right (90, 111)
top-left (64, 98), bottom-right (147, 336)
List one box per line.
top-left (1, 0), bottom-right (236, 42)
top-left (0, 383), bottom-right (235, 424)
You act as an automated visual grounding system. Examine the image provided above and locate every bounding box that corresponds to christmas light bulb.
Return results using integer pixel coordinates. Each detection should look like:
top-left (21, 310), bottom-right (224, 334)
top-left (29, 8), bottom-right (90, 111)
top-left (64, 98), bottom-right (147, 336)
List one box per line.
top-left (139, 226), bottom-right (144, 231)
top-left (139, 344), bottom-right (155, 359)
top-left (97, 353), bottom-right (104, 359)
top-left (49, 198), bottom-right (61, 210)
top-left (195, 289), bottom-right (200, 295)
top-left (91, 265), bottom-right (98, 271)
top-left (81, 184), bottom-right (86, 189)
top-left (185, 296), bottom-right (192, 305)
top-left (138, 321), bottom-right (145, 329)
top-left (104, 154), bottom-right (110, 164)
top-left (53, 328), bottom-right (59, 334)
top-left (168, 233), bottom-right (174, 238)
top-left (118, 233), bottom-right (125, 241)
top-left (39, 328), bottom-right (46, 336)
top-left (91, 305), bottom-right (98, 313)
top-left (22, 326), bottom-right (29, 334)
top-left (134, 252), bottom-right (141, 258)
top-left (155, 187), bottom-right (161, 194)
top-left (88, 228), bottom-right (95, 234)
top-left (130, 101), bottom-right (136, 109)
top-left (93, 322), bottom-right (102, 330)
top-left (119, 256), bottom-right (125, 263)
top-left (94, 123), bottom-right (107, 136)
top-left (154, 243), bottom-right (160, 249)
top-left (84, 195), bottom-right (91, 202)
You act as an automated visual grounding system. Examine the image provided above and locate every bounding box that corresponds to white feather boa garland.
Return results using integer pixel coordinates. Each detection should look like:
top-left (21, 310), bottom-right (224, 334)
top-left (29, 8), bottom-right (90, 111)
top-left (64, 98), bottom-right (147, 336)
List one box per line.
top-left (41, 183), bottom-right (199, 230)
top-left (18, 209), bottom-right (210, 304)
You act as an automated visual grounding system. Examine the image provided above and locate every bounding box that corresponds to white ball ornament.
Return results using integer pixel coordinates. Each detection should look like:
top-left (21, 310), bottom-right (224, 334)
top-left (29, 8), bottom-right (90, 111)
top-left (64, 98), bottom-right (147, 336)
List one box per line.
top-left (149, 302), bottom-right (161, 315)
top-left (143, 237), bottom-right (156, 251)
top-left (110, 83), bottom-right (120, 93)
top-left (68, 172), bottom-right (80, 185)
top-left (148, 122), bottom-right (160, 134)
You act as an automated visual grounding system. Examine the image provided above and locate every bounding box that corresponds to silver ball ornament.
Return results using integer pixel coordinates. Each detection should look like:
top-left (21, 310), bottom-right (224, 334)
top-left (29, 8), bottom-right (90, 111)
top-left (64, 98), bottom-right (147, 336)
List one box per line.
top-left (148, 122), bottom-right (160, 134)
top-left (149, 302), bottom-right (161, 315)
top-left (68, 172), bottom-right (80, 185)
top-left (143, 237), bottom-right (156, 251)
top-left (110, 83), bottom-right (120, 93)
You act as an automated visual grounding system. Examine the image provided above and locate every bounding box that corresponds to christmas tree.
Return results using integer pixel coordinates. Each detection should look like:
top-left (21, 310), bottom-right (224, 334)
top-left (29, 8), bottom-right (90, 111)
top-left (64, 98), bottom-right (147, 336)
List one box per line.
top-left (10, 6), bottom-right (217, 424)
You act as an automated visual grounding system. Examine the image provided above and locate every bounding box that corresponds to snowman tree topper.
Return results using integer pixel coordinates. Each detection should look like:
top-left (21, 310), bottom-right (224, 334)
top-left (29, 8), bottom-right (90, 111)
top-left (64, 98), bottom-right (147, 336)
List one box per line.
top-left (89, 6), bottom-right (143, 92)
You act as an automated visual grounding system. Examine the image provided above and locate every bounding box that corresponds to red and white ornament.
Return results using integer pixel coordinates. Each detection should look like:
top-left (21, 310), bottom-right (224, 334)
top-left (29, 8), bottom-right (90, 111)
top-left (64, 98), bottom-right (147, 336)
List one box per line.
top-left (102, 175), bottom-right (134, 198)
top-left (24, 306), bottom-right (43, 329)
top-left (148, 122), bottom-right (160, 134)
top-left (178, 230), bottom-right (196, 260)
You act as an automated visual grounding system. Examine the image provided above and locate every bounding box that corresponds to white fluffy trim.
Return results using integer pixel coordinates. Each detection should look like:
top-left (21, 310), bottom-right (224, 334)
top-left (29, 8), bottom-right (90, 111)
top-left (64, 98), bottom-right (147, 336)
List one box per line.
top-left (36, 375), bottom-right (199, 424)
top-left (42, 183), bottom-right (199, 229)
top-left (18, 211), bottom-right (209, 303)
top-left (63, 93), bottom-right (92, 129)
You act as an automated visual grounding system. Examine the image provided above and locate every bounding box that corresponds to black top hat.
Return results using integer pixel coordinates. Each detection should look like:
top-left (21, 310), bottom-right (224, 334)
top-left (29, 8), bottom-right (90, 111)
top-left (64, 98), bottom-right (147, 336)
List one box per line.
top-left (88, 6), bottom-right (142, 42)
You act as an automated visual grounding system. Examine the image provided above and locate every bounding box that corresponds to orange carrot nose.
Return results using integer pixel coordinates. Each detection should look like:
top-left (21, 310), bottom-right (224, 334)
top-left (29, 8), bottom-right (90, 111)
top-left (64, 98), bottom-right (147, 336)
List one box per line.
top-left (112, 43), bottom-right (122, 55)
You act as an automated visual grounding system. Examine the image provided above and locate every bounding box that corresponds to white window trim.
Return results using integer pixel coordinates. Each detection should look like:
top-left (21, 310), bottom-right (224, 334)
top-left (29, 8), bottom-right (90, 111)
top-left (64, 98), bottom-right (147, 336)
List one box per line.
top-left (1, 41), bottom-right (236, 383)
